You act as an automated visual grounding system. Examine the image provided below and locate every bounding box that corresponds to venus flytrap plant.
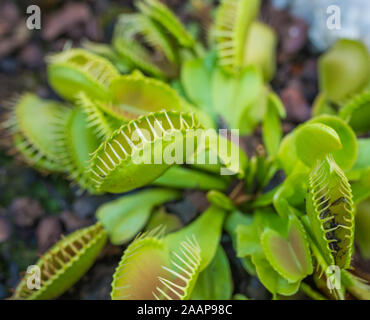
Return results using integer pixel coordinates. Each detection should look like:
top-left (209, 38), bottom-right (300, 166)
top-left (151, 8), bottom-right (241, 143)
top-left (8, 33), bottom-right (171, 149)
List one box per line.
top-left (118, 13), bottom-right (179, 65)
top-left (4, 0), bottom-right (370, 301)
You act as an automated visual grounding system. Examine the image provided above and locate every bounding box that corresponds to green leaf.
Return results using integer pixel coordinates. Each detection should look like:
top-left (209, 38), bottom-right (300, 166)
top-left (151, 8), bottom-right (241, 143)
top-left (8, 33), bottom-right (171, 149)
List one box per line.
top-left (212, 65), bottom-right (264, 134)
top-left (113, 37), bottom-right (167, 79)
top-left (181, 57), bottom-right (214, 116)
top-left (97, 188), bottom-right (181, 244)
top-left (5, 93), bottom-right (68, 173)
top-left (225, 210), bottom-right (253, 247)
top-left (237, 209), bottom-right (310, 294)
top-left (189, 129), bottom-right (249, 178)
top-left (190, 246), bottom-right (233, 300)
top-left (351, 169), bottom-right (370, 204)
top-left (237, 224), bottom-right (261, 257)
top-left (96, 72), bottom-right (182, 121)
top-left (82, 40), bottom-right (132, 73)
top-left (277, 132), bottom-right (301, 175)
top-left (233, 294), bottom-right (249, 300)
top-left (341, 270), bottom-right (370, 300)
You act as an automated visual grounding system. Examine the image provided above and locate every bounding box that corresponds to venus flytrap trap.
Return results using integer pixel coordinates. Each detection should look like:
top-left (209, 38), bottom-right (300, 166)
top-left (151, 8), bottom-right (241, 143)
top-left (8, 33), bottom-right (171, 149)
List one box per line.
top-left (113, 14), bottom-right (177, 79)
top-left (306, 155), bottom-right (354, 269)
top-left (12, 223), bottom-right (107, 300)
top-left (112, 0), bottom-right (196, 80)
top-left (90, 72), bottom-right (183, 121)
top-left (47, 49), bottom-right (120, 101)
top-left (214, 0), bottom-right (261, 73)
top-left (87, 110), bottom-right (203, 193)
top-left (2, 93), bottom-right (69, 173)
top-left (110, 227), bottom-right (201, 300)
top-left (111, 204), bottom-right (226, 300)
top-left (136, 0), bottom-right (195, 49)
